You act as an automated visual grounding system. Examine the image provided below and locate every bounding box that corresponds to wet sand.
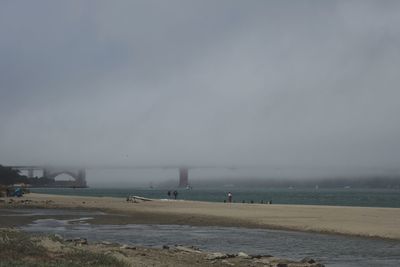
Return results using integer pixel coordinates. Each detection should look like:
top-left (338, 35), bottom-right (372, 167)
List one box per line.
top-left (1, 193), bottom-right (400, 239)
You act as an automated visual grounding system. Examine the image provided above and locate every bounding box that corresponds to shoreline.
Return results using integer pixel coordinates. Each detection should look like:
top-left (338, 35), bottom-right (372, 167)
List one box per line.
top-left (0, 228), bottom-right (325, 267)
top-left (2, 192), bottom-right (400, 240)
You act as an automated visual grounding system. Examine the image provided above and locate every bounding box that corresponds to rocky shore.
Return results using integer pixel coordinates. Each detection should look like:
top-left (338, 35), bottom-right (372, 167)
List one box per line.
top-left (0, 228), bottom-right (324, 267)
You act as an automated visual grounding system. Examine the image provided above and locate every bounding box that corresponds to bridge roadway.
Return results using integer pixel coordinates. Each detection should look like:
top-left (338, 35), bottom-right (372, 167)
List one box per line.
top-left (8, 165), bottom-right (192, 188)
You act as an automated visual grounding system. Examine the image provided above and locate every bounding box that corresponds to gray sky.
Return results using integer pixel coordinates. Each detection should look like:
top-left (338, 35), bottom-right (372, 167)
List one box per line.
top-left (1, 1), bottom-right (400, 182)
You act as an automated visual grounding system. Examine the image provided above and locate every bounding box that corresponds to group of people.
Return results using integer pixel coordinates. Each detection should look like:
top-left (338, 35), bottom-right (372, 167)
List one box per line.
top-left (167, 190), bottom-right (178, 199)
top-left (165, 190), bottom-right (269, 204)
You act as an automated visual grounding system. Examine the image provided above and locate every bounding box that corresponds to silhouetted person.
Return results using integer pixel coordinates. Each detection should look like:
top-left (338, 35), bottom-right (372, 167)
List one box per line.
top-left (167, 191), bottom-right (171, 198)
top-left (173, 190), bottom-right (178, 199)
top-left (228, 192), bottom-right (232, 203)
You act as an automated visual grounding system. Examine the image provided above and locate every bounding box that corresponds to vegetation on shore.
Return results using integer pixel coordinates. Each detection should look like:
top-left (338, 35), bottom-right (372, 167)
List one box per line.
top-left (0, 228), bottom-right (325, 267)
top-left (0, 229), bottom-right (126, 267)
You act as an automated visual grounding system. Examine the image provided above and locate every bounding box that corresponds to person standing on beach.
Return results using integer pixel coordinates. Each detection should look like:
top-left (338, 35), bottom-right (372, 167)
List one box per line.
top-left (228, 192), bottom-right (232, 203)
top-left (173, 190), bottom-right (178, 199)
top-left (167, 191), bottom-right (171, 198)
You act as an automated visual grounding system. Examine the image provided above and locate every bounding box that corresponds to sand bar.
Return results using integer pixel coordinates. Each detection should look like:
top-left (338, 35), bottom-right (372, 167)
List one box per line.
top-left (2, 193), bottom-right (400, 240)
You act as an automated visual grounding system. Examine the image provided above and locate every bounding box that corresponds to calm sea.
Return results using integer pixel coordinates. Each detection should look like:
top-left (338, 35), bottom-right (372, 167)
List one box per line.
top-left (29, 187), bottom-right (400, 208)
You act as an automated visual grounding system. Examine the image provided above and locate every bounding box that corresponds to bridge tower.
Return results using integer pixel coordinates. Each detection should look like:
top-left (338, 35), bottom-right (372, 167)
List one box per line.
top-left (28, 168), bottom-right (34, 178)
top-left (178, 167), bottom-right (189, 188)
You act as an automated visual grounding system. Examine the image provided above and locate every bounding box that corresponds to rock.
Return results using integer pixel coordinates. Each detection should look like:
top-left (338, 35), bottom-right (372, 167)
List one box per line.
top-left (206, 252), bottom-right (228, 260)
top-left (237, 252), bottom-right (250, 259)
top-left (101, 241), bottom-right (113, 245)
top-left (301, 257), bottom-right (316, 264)
top-left (251, 254), bottom-right (262, 259)
top-left (175, 245), bottom-right (202, 253)
top-left (221, 259), bottom-right (235, 266)
top-left (65, 238), bottom-right (88, 245)
top-left (120, 244), bottom-right (136, 250)
top-left (188, 245), bottom-right (201, 251)
top-left (162, 245), bottom-right (170, 249)
top-left (250, 254), bottom-right (273, 259)
top-left (275, 263), bottom-right (288, 267)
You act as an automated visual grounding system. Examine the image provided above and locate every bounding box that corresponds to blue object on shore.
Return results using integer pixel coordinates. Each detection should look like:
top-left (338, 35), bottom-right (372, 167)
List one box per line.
top-left (12, 188), bottom-right (23, 197)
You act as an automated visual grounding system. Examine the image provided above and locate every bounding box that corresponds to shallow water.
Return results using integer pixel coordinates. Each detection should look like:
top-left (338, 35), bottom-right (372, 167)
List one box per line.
top-left (16, 209), bottom-right (400, 267)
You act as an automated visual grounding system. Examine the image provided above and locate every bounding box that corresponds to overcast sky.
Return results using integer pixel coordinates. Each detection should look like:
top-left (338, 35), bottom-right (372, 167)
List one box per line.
top-left (1, 1), bottom-right (400, 180)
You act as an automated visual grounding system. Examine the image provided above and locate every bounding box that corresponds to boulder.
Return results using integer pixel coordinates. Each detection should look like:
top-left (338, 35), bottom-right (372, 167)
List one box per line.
top-left (301, 257), bottom-right (316, 264)
top-left (206, 252), bottom-right (228, 260)
top-left (237, 252), bottom-right (250, 259)
top-left (175, 245), bottom-right (202, 253)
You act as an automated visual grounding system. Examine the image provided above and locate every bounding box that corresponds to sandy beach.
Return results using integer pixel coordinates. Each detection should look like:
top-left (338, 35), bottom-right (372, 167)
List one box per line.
top-left (2, 193), bottom-right (400, 240)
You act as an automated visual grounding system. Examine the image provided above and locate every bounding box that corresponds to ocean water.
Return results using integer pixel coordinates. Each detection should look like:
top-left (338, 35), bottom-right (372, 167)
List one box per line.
top-left (30, 187), bottom-right (400, 208)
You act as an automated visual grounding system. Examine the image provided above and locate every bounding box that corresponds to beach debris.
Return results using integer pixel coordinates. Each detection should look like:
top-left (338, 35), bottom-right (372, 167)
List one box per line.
top-left (100, 241), bottom-right (113, 246)
top-left (126, 195), bottom-right (153, 203)
top-left (206, 252), bottom-right (228, 260)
